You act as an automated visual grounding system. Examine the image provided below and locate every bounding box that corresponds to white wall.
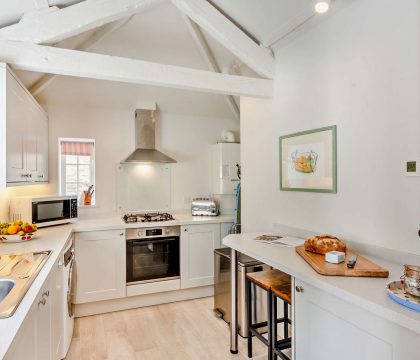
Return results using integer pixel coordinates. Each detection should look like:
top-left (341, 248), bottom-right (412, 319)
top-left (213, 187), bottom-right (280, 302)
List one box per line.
top-left (45, 105), bottom-right (238, 215)
top-left (241, 0), bottom-right (420, 254)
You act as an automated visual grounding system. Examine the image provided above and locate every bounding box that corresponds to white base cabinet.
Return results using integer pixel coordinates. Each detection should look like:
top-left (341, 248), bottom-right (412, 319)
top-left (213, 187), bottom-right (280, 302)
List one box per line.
top-left (294, 279), bottom-right (420, 360)
top-left (181, 223), bottom-right (221, 289)
top-left (5, 258), bottom-right (62, 360)
top-left (74, 230), bottom-right (126, 304)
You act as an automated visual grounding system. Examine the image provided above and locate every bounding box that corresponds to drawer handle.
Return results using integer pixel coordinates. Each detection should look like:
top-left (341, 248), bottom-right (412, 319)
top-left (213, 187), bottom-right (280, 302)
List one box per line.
top-left (38, 298), bottom-right (46, 306)
top-left (43, 290), bottom-right (50, 297)
top-left (295, 285), bottom-right (304, 293)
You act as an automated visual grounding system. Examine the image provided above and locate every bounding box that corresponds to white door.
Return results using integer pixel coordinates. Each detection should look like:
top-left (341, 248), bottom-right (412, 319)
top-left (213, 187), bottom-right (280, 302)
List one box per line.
top-left (75, 230), bottom-right (126, 303)
top-left (37, 285), bottom-right (52, 360)
top-left (181, 224), bottom-right (221, 288)
top-left (294, 278), bottom-right (419, 360)
top-left (35, 109), bottom-right (49, 182)
top-left (6, 71), bottom-right (26, 183)
top-left (220, 222), bottom-right (233, 247)
top-left (4, 305), bottom-right (38, 360)
top-left (25, 100), bottom-right (41, 180)
top-left (51, 259), bottom-right (64, 360)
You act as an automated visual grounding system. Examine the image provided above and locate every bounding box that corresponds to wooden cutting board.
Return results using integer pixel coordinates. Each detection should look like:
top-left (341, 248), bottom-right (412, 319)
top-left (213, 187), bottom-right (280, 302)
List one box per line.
top-left (295, 246), bottom-right (389, 278)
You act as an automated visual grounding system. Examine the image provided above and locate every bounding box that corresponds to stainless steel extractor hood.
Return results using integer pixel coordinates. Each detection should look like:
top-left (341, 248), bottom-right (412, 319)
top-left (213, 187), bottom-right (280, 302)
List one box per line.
top-left (121, 109), bottom-right (176, 164)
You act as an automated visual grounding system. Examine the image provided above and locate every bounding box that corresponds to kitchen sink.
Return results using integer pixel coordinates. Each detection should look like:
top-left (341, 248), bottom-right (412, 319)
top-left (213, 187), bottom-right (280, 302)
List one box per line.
top-left (0, 279), bottom-right (15, 302)
top-left (0, 251), bottom-right (51, 318)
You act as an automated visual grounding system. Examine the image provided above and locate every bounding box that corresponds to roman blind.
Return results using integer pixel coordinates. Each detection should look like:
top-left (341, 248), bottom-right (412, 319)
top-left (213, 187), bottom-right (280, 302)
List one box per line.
top-left (60, 141), bottom-right (94, 156)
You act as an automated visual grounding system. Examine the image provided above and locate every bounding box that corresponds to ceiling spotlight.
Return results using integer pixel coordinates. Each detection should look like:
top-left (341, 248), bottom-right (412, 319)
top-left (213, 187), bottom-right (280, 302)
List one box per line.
top-left (315, 1), bottom-right (330, 14)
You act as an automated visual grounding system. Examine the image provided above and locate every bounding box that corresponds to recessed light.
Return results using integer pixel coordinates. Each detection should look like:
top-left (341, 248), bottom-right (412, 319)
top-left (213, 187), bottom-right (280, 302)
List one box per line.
top-left (315, 1), bottom-right (330, 14)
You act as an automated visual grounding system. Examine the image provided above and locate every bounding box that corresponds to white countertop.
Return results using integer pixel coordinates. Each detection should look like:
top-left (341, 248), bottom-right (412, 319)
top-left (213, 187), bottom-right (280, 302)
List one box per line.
top-left (0, 213), bottom-right (232, 359)
top-left (223, 232), bottom-right (420, 335)
top-left (73, 213), bottom-right (233, 232)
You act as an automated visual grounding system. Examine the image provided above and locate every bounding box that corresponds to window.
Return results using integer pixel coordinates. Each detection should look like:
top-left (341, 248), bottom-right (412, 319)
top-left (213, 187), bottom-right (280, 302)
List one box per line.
top-left (59, 138), bottom-right (95, 205)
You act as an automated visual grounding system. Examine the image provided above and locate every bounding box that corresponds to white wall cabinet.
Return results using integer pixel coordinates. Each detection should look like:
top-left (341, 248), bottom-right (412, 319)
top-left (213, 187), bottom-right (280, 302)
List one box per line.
top-left (294, 278), bottom-right (419, 360)
top-left (181, 223), bottom-right (221, 288)
top-left (212, 143), bottom-right (240, 195)
top-left (74, 230), bottom-right (126, 303)
top-left (5, 259), bottom-right (62, 360)
top-left (0, 63), bottom-right (49, 186)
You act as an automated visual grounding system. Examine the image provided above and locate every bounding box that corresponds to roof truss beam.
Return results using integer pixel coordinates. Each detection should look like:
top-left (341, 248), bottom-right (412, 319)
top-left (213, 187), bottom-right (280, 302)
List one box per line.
top-left (30, 16), bottom-right (133, 96)
top-left (183, 15), bottom-right (239, 120)
top-left (0, 0), bottom-right (161, 45)
top-left (0, 41), bottom-right (273, 97)
top-left (171, 0), bottom-right (275, 79)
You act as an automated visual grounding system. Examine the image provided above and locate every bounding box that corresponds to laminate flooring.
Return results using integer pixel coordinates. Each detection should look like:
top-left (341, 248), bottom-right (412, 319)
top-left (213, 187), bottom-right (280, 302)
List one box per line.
top-left (65, 297), bottom-right (270, 360)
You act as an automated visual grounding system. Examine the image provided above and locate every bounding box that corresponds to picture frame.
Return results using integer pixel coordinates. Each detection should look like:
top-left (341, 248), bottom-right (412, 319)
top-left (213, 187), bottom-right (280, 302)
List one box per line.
top-left (279, 125), bottom-right (337, 193)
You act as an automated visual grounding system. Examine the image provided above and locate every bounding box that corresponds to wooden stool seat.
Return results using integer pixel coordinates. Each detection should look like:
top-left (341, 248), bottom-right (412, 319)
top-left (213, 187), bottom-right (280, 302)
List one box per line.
top-left (271, 274), bottom-right (292, 304)
top-left (246, 269), bottom-right (292, 360)
top-left (246, 269), bottom-right (290, 292)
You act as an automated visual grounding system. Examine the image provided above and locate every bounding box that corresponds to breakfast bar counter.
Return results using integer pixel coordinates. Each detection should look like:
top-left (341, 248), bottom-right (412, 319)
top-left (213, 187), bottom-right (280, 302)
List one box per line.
top-left (223, 232), bottom-right (420, 359)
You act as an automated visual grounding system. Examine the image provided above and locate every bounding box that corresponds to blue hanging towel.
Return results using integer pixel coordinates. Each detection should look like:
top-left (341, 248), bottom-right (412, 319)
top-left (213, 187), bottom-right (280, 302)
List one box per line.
top-left (234, 182), bottom-right (241, 226)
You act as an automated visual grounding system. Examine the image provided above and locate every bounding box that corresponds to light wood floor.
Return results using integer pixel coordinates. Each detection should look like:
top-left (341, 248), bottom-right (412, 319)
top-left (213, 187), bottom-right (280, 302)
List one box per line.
top-left (65, 297), bottom-right (269, 360)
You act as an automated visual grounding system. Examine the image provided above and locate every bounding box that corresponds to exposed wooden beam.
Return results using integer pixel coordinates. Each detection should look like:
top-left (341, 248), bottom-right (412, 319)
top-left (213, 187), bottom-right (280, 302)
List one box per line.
top-left (171, 0), bottom-right (275, 79)
top-left (30, 16), bottom-right (133, 96)
top-left (0, 0), bottom-right (160, 45)
top-left (0, 41), bottom-right (273, 97)
top-left (183, 16), bottom-right (239, 120)
top-left (33, 0), bottom-right (50, 9)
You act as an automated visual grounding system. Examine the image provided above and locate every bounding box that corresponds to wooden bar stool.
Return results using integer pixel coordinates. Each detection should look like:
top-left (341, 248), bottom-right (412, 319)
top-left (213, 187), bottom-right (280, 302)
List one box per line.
top-left (246, 269), bottom-right (292, 360)
top-left (271, 274), bottom-right (292, 360)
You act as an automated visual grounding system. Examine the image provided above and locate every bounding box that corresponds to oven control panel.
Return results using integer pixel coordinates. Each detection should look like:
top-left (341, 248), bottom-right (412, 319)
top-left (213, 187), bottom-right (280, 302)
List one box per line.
top-left (126, 226), bottom-right (180, 240)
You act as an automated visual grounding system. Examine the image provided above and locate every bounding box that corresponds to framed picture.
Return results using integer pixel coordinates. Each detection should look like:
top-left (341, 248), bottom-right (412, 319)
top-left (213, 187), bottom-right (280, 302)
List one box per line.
top-left (279, 125), bottom-right (337, 193)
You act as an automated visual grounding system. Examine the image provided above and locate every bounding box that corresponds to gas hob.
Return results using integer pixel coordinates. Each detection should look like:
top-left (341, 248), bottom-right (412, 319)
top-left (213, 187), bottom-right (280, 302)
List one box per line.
top-left (122, 212), bottom-right (175, 224)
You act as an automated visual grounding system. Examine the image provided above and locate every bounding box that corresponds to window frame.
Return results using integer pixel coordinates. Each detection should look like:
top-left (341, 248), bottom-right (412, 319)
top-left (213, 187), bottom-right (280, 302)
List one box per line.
top-left (58, 137), bottom-right (96, 205)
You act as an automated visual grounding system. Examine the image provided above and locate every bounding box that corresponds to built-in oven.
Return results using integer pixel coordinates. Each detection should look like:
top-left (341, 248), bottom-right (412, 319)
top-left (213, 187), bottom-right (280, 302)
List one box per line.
top-left (126, 226), bottom-right (180, 292)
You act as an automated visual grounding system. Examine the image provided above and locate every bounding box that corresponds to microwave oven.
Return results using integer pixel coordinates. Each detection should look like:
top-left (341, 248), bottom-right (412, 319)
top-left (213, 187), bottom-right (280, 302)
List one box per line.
top-left (9, 195), bottom-right (78, 227)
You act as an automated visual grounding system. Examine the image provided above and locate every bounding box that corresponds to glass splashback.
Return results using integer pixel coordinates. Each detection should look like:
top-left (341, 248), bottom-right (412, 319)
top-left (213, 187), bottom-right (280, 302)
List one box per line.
top-left (116, 164), bottom-right (171, 212)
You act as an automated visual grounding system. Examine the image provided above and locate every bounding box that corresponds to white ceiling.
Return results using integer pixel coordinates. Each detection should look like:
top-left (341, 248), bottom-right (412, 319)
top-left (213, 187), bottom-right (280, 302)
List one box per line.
top-left (209, 0), bottom-right (316, 47)
top-left (2, 0), bottom-right (326, 116)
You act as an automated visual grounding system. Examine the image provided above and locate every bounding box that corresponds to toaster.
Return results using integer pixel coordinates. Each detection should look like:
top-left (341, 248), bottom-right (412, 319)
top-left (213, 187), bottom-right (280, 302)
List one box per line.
top-left (191, 198), bottom-right (219, 216)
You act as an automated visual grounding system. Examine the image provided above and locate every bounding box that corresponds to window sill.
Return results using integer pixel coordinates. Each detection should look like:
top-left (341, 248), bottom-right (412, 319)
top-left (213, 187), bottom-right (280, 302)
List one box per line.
top-left (78, 204), bottom-right (98, 209)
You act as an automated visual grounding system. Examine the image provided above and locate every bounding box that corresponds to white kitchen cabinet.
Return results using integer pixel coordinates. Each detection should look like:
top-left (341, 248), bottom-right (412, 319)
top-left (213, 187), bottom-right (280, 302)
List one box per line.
top-left (212, 143), bottom-right (240, 195)
top-left (4, 304), bottom-right (38, 360)
top-left (0, 63), bottom-right (49, 186)
top-left (181, 223), bottom-right (221, 288)
top-left (294, 278), bottom-right (419, 360)
top-left (5, 262), bottom-right (62, 360)
top-left (74, 230), bottom-right (126, 303)
top-left (37, 285), bottom-right (53, 360)
top-left (220, 222), bottom-right (233, 247)
top-left (51, 258), bottom-right (64, 360)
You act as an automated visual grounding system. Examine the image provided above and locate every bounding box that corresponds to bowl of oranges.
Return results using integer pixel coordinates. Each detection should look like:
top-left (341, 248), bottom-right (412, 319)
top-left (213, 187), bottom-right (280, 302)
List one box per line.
top-left (0, 221), bottom-right (38, 243)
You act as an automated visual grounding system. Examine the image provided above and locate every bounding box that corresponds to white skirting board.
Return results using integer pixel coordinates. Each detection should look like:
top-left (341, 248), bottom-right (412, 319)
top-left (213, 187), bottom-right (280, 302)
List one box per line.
top-left (74, 286), bottom-right (214, 318)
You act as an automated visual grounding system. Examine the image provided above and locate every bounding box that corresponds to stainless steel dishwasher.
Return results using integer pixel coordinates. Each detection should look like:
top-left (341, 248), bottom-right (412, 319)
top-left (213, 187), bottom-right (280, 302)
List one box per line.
top-left (213, 247), bottom-right (271, 337)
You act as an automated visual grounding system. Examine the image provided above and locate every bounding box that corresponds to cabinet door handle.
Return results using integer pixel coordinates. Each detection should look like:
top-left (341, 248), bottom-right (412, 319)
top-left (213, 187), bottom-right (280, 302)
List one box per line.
top-left (184, 228), bottom-right (188, 232)
top-left (42, 290), bottom-right (50, 297)
top-left (295, 285), bottom-right (304, 293)
top-left (38, 298), bottom-right (46, 306)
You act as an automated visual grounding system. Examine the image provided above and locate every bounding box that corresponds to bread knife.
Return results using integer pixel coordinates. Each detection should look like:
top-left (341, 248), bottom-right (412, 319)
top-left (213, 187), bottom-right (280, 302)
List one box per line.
top-left (347, 255), bottom-right (357, 269)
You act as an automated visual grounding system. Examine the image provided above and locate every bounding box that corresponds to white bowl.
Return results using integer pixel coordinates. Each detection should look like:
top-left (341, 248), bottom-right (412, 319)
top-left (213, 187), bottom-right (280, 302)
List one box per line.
top-left (0, 233), bottom-right (37, 243)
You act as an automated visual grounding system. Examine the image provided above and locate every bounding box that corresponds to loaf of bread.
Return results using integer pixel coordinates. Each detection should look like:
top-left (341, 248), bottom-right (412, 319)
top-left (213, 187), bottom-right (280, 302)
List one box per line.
top-left (304, 235), bottom-right (346, 255)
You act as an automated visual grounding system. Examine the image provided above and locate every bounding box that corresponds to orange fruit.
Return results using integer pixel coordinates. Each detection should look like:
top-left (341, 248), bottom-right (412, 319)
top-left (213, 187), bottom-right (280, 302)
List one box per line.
top-left (7, 225), bottom-right (19, 235)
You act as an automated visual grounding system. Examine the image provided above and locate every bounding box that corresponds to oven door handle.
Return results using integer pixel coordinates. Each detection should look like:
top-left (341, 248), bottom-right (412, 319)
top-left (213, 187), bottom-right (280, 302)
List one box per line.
top-left (128, 238), bottom-right (178, 245)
